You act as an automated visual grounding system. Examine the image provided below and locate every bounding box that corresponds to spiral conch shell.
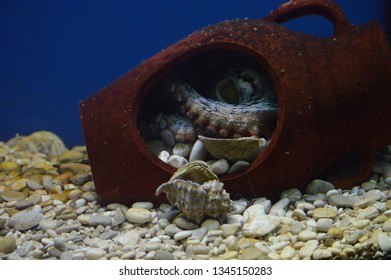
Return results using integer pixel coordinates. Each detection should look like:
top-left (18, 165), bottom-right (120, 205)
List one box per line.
top-left (156, 161), bottom-right (233, 223)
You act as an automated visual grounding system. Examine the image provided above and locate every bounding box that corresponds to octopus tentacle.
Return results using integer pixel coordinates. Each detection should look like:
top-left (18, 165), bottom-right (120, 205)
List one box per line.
top-left (167, 77), bottom-right (278, 139)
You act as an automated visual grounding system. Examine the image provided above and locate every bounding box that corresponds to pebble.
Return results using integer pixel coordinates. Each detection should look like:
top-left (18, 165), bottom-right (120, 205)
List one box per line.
top-left (0, 190), bottom-right (25, 202)
top-left (154, 251), bottom-right (175, 260)
top-left (132, 202), bottom-right (154, 210)
top-left (243, 214), bottom-right (281, 237)
top-left (315, 218), bottom-right (333, 232)
top-left (167, 155), bottom-right (188, 168)
top-left (114, 230), bottom-right (140, 246)
top-left (15, 199), bottom-right (34, 210)
top-left (220, 224), bottom-right (239, 237)
top-left (126, 208), bottom-right (151, 224)
top-left (363, 189), bottom-right (383, 202)
top-left (173, 143), bottom-right (192, 157)
top-left (201, 219), bottom-right (220, 231)
top-left (312, 248), bottom-right (332, 259)
top-left (269, 198), bottom-right (290, 215)
top-left (328, 194), bottom-right (354, 208)
top-left (174, 216), bottom-right (199, 230)
top-left (378, 233), bottom-right (391, 253)
top-left (240, 247), bottom-right (264, 260)
top-left (327, 227), bottom-right (344, 239)
top-left (112, 207), bottom-right (127, 227)
top-left (189, 139), bottom-right (208, 162)
top-left (209, 159), bottom-right (230, 175)
top-left (357, 206), bottom-right (379, 220)
top-left (361, 181), bottom-right (377, 191)
top-left (1, 132), bottom-right (391, 260)
top-left (174, 230), bottom-right (193, 241)
top-left (158, 151), bottom-right (170, 163)
top-left (306, 179), bottom-right (335, 195)
top-left (383, 218), bottom-right (391, 232)
top-left (228, 160), bottom-right (250, 174)
top-left (39, 219), bottom-right (62, 231)
top-left (280, 245), bottom-right (296, 259)
top-left (299, 240), bottom-right (319, 258)
top-left (281, 188), bottom-right (302, 203)
top-left (0, 236), bottom-right (16, 254)
top-left (313, 207), bottom-right (337, 220)
top-left (89, 215), bottom-right (112, 227)
top-left (298, 230), bottom-right (317, 241)
top-left (85, 248), bottom-right (106, 260)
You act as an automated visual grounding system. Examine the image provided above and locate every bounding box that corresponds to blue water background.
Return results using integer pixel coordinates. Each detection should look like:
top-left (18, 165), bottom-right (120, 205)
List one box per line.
top-left (0, 0), bottom-right (386, 147)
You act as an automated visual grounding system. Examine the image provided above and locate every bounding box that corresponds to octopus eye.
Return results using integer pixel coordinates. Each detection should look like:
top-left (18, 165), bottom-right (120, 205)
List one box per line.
top-left (215, 77), bottom-right (241, 105)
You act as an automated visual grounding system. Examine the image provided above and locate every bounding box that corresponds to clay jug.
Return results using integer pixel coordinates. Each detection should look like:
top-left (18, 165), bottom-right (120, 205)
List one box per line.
top-left (80, 0), bottom-right (391, 204)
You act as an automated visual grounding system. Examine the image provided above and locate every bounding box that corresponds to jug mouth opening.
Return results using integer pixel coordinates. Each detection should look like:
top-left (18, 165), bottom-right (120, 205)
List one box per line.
top-left (137, 46), bottom-right (280, 177)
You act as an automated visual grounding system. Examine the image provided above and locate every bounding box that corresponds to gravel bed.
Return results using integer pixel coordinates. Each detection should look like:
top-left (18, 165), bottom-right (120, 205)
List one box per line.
top-left (1, 131), bottom-right (391, 260)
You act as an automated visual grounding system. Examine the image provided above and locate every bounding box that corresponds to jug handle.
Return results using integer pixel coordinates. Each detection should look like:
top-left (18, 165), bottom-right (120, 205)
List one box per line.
top-left (263, 0), bottom-right (351, 36)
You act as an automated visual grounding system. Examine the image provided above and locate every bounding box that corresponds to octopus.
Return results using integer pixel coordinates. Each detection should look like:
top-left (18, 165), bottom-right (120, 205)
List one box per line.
top-left (139, 67), bottom-right (278, 148)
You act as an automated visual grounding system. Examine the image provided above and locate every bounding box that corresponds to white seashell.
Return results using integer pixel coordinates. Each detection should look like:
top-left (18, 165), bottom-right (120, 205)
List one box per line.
top-left (9, 209), bottom-right (44, 231)
top-left (156, 179), bottom-right (233, 223)
top-left (198, 135), bottom-right (267, 162)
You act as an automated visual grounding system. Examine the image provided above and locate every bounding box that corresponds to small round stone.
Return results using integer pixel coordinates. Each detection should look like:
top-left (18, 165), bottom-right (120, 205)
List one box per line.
top-left (220, 224), bottom-right (239, 237)
top-left (201, 219), bottom-right (220, 231)
top-left (306, 179), bottom-right (335, 195)
top-left (85, 248), bottom-right (106, 260)
top-left (383, 218), bottom-right (391, 232)
top-left (154, 251), bottom-right (175, 260)
top-left (280, 245), bottom-right (296, 260)
top-left (378, 233), bottom-right (391, 253)
top-left (189, 139), bottom-right (208, 162)
top-left (315, 218), bottom-right (333, 232)
top-left (173, 143), bottom-right (192, 157)
top-left (328, 194), bottom-right (354, 208)
top-left (312, 248), bottom-right (332, 260)
top-left (298, 230), bottom-right (317, 241)
top-left (0, 236), bottom-right (16, 254)
top-left (0, 190), bottom-right (25, 202)
top-left (131, 201), bottom-right (153, 210)
top-left (313, 207), bottom-right (337, 220)
top-left (228, 160), bottom-right (250, 174)
top-left (158, 151), bottom-right (170, 163)
top-left (269, 198), bottom-right (290, 215)
top-left (240, 247), bottom-right (264, 260)
top-left (167, 155), bottom-right (188, 168)
top-left (89, 215), bottom-right (112, 227)
top-left (281, 188), bottom-right (302, 203)
top-left (209, 159), bottom-right (229, 175)
top-left (126, 208), bottom-right (151, 224)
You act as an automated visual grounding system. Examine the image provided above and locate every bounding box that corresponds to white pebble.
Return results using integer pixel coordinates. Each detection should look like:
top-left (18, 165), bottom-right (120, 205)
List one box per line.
top-left (158, 151), bottom-right (170, 163)
top-left (85, 248), bottom-right (106, 260)
top-left (132, 202), bottom-right (153, 210)
top-left (173, 143), bottom-right (192, 157)
top-left (167, 155), bottom-right (188, 168)
top-left (189, 140), bottom-right (208, 162)
top-left (298, 230), bottom-right (317, 241)
top-left (269, 198), bottom-right (290, 215)
top-left (378, 233), bottom-right (391, 253)
top-left (126, 208), bottom-right (151, 224)
top-left (174, 230), bottom-right (193, 241)
top-left (209, 159), bottom-right (230, 175)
